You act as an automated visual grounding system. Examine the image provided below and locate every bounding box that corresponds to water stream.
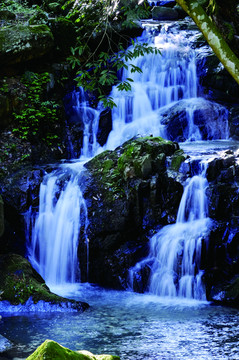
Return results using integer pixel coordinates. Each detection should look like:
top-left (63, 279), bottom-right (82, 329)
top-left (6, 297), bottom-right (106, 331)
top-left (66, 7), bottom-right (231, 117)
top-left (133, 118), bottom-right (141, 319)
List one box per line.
top-left (3, 19), bottom-right (239, 360)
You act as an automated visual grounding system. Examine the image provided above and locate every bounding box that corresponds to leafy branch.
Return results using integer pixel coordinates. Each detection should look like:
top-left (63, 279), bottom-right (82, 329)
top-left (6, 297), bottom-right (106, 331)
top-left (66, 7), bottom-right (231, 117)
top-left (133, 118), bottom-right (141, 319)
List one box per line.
top-left (64, 0), bottom-right (160, 107)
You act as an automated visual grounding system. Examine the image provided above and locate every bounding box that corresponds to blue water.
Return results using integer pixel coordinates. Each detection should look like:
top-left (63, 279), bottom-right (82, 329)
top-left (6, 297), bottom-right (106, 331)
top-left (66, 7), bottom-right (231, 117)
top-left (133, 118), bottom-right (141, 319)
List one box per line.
top-left (0, 285), bottom-right (239, 360)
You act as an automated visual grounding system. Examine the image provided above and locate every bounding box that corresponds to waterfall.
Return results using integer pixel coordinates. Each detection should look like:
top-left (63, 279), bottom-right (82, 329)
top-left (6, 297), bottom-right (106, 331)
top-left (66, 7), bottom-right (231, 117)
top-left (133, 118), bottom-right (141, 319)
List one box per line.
top-left (148, 162), bottom-right (211, 299)
top-left (27, 164), bottom-right (89, 287)
top-left (27, 22), bottom-right (228, 292)
top-left (130, 161), bottom-right (212, 299)
top-left (105, 25), bottom-right (198, 150)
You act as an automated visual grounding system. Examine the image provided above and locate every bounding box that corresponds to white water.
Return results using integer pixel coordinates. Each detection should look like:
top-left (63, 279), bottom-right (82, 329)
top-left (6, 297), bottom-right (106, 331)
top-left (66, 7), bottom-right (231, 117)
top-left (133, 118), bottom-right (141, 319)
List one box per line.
top-left (28, 163), bottom-right (89, 287)
top-left (28, 23), bottom-right (228, 295)
top-left (148, 161), bottom-right (212, 299)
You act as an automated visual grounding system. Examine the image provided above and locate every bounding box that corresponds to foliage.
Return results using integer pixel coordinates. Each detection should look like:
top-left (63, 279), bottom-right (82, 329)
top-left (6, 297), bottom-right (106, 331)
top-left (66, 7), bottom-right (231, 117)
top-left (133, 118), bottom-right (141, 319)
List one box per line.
top-left (64, 0), bottom-right (159, 108)
top-left (0, 0), bottom-right (36, 16)
top-left (12, 72), bottom-right (60, 146)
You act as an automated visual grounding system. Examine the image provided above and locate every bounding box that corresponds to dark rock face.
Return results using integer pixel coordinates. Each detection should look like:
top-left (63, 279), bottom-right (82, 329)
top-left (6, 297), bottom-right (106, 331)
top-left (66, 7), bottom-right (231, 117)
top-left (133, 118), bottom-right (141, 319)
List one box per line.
top-left (97, 107), bottom-right (112, 147)
top-left (202, 149), bottom-right (239, 307)
top-left (82, 136), bottom-right (184, 289)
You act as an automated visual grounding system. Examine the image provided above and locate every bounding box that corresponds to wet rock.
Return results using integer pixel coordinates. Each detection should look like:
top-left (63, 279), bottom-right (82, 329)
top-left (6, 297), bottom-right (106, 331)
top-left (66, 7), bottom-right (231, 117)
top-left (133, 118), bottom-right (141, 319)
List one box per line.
top-left (160, 98), bottom-right (228, 142)
top-left (0, 254), bottom-right (89, 311)
top-left (0, 24), bottom-right (54, 66)
top-left (229, 105), bottom-right (239, 139)
top-left (26, 340), bottom-right (120, 360)
top-left (82, 136), bottom-right (184, 288)
top-left (97, 107), bottom-right (112, 147)
top-left (152, 6), bottom-right (179, 20)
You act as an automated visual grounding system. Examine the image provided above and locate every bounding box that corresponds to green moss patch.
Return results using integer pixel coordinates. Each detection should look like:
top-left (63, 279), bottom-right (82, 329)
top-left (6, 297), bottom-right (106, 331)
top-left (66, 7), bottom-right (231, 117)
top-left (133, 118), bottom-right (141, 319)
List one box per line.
top-left (26, 340), bottom-right (120, 360)
top-left (85, 136), bottom-right (179, 201)
top-left (0, 254), bottom-right (89, 310)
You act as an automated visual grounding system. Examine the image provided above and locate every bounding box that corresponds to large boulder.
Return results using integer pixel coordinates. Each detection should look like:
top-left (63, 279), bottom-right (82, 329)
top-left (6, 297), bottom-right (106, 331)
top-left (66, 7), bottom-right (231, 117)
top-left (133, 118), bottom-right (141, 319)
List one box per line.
top-left (0, 253), bottom-right (89, 311)
top-left (26, 340), bottom-right (120, 360)
top-left (160, 98), bottom-right (228, 142)
top-left (82, 136), bottom-right (184, 288)
top-left (0, 24), bottom-right (54, 66)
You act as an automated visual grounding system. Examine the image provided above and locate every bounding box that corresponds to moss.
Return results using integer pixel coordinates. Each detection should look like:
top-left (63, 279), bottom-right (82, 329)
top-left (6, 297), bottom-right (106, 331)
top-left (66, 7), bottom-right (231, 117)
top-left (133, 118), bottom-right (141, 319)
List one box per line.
top-left (26, 340), bottom-right (120, 360)
top-left (170, 149), bottom-right (187, 171)
top-left (29, 24), bottom-right (53, 35)
top-left (0, 254), bottom-right (89, 310)
top-left (84, 137), bottom-right (179, 203)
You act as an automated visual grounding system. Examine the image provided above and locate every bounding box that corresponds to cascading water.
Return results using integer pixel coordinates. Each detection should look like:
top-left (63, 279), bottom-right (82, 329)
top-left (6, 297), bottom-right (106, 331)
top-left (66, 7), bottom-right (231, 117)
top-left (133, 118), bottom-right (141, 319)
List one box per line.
top-left (27, 21), bottom-right (228, 294)
top-left (147, 161), bottom-right (212, 299)
top-left (28, 164), bottom-right (89, 287)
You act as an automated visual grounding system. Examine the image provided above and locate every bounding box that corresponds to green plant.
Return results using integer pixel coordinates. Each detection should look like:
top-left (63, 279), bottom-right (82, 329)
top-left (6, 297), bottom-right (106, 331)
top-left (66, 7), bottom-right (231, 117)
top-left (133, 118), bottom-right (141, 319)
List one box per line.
top-left (12, 72), bottom-right (60, 146)
top-left (64, 0), bottom-right (160, 108)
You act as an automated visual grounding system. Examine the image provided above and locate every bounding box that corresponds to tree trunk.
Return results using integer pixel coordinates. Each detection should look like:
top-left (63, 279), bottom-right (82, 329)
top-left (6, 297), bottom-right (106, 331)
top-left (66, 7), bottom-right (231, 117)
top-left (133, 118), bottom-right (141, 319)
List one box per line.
top-left (175, 0), bottom-right (239, 86)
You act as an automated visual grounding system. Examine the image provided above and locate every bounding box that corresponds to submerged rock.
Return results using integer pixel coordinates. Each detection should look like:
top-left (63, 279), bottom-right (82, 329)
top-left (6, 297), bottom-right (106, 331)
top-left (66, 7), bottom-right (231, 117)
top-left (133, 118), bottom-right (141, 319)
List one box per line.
top-left (0, 254), bottom-right (89, 311)
top-left (26, 340), bottom-right (120, 360)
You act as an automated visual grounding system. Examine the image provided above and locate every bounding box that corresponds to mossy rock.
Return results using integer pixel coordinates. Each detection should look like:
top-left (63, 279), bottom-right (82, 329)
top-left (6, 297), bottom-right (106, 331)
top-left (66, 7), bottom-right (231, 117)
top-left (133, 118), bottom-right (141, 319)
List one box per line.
top-left (0, 254), bottom-right (89, 310)
top-left (0, 24), bottom-right (54, 66)
top-left (85, 137), bottom-right (179, 201)
top-left (26, 340), bottom-right (120, 360)
top-left (170, 149), bottom-right (187, 171)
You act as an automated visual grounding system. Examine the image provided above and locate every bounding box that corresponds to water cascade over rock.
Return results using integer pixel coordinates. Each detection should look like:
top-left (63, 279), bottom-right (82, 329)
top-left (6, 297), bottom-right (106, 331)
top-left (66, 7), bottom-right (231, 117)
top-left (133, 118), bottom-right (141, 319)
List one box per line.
top-left (130, 161), bottom-right (212, 299)
top-left (27, 21), bottom-right (229, 298)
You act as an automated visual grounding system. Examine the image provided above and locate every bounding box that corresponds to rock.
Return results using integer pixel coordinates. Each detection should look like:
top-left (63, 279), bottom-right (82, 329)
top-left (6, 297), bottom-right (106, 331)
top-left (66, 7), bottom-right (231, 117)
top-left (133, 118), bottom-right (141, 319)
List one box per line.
top-left (50, 17), bottom-right (77, 55)
top-left (0, 24), bottom-right (54, 66)
top-left (82, 137), bottom-right (183, 288)
top-left (152, 6), bottom-right (179, 21)
top-left (229, 105), bottom-right (239, 139)
top-left (160, 98), bottom-right (228, 142)
top-left (26, 340), bottom-right (120, 360)
top-left (97, 107), bottom-right (112, 147)
top-left (0, 254), bottom-right (89, 311)
top-left (0, 94), bottom-right (10, 129)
